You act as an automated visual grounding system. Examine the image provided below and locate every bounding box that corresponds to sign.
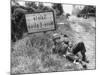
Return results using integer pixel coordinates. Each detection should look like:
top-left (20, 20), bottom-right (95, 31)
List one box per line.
top-left (25, 11), bottom-right (56, 33)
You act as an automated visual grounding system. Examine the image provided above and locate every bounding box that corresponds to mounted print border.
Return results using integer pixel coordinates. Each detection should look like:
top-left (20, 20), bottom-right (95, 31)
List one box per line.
top-left (11, 0), bottom-right (96, 75)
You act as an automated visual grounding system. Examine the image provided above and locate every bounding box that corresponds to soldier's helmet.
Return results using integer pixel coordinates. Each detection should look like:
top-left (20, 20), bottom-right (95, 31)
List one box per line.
top-left (52, 33), bottom-right (61, 40)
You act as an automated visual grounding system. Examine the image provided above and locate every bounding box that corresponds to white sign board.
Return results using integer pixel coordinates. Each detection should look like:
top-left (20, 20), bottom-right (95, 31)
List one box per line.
top-left (25, 12), bottom-right (56, 33)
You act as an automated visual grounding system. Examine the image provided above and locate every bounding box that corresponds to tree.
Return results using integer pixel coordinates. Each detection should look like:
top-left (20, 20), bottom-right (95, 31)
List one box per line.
top-left (11, 5), bottom-right (28, 42)
top-left (52, 3), bottom-right (64, 16)
top-left (25, 1), bottom-right (38, 9)
top-left (77, 5), bottom-right (96, 18)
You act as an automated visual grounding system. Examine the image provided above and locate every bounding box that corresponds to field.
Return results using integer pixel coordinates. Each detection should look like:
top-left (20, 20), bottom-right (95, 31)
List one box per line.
top-left (11, 16), bottom-right (96, 74)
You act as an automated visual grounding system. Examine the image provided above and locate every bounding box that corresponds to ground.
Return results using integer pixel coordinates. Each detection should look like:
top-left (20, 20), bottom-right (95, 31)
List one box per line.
top-left (11, 16), bottom-right (96, 74)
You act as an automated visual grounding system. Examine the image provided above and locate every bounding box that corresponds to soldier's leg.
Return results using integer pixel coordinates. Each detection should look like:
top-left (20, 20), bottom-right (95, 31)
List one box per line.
top-left (72, 42), bottom-right (81, 55)
top-left (72, 42), bottom-right (89, 63)
top-left (78, 42), bottom-right (89, 63)
top-left (79, 60), bottom-right (87, 69)
top-left (81, 46), bottom-right (89, 63)
top-left (81, 49), bottom-right (86, 62)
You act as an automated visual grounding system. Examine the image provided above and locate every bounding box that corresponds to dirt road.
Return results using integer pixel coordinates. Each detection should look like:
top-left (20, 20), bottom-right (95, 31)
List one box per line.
top-left (69, 18), bottom-right (96, 69)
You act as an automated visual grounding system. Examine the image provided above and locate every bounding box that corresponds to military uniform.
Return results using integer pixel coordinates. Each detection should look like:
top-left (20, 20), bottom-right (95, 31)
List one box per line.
top-left (52, 33), bottom-right (89, 63)
top-left (52, 33), bottom-right (89, 69)
top-left (52, 33), bottom-right (70, 55)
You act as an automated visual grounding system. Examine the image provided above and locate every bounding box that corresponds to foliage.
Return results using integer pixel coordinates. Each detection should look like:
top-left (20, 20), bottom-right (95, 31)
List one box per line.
top-left (77, 5), bottom-right (96, 18)
top-left (11, 2), bottom-right (54, 42)
top-left (52, 3), bottom-right (64, 16)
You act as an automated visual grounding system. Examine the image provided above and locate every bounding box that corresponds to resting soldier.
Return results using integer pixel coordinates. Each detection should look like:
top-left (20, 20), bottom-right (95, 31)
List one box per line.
top-left (52, 33), bottom-right (89, 69)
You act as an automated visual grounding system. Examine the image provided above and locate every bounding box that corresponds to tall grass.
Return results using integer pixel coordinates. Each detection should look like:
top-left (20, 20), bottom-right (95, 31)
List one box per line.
top-left (11, 33), bottom-right (81, 74)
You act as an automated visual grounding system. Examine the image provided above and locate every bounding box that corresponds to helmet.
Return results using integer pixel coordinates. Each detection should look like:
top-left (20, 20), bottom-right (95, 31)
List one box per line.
top-left (52, 33), bottom-right (61, 39)
top-left (53, 33), bottom-right (60, 38)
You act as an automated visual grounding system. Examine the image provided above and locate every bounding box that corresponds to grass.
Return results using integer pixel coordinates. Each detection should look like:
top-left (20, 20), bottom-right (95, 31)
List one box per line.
top-left (11, 31), bottom-right (81, 74)
top-left (11, 17), bottom-right (96, 74)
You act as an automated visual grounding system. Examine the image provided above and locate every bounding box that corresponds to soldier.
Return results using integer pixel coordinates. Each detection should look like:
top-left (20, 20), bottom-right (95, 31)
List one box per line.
top-left (52, 33), bottom-right (89, 69)
top-left (52, 33), bottom-right (69, 55)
